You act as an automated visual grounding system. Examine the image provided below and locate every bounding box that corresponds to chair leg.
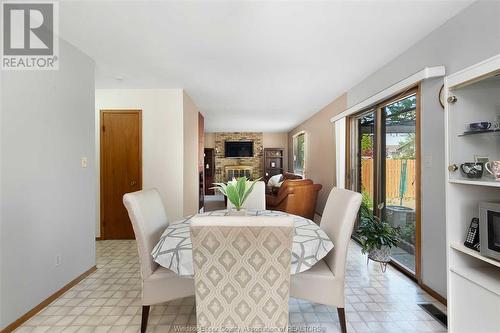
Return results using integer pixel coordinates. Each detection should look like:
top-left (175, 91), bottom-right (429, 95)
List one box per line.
top-left (141, 305), bottom-right (150, 333)
top-left (337, 307), bottom-right (347, 333)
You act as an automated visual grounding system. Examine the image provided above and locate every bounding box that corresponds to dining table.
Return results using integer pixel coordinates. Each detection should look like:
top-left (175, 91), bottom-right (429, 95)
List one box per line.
top-left (151, 209), bottom-right (334, 276)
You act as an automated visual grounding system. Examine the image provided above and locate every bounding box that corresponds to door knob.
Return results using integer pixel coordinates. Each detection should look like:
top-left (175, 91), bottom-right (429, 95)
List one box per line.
top-left (130, 180), bottom-right (137, 186)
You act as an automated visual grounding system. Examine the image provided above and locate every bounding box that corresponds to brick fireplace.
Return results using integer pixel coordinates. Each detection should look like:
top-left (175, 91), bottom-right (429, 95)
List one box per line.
top-left (214, 132), bottom-right (263, 182)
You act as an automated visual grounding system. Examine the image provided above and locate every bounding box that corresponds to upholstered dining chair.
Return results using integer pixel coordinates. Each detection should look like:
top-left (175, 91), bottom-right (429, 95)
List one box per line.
top-left (123, 189), bottom-right (194, 333)
top-left (290, 188), bottom-right (362, 333)
top-left (190, 216), bottom-right (294, 332)
top-left (226, 180), bottom-right (266, 210)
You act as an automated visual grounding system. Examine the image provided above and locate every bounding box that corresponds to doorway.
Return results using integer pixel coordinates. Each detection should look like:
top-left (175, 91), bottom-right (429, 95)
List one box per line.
top-left (204, 148), bottom-right (215, 195)
top-left (100, 110), bottom-right (142, 239)
top-left (348, 88), bottom-right (420, 278)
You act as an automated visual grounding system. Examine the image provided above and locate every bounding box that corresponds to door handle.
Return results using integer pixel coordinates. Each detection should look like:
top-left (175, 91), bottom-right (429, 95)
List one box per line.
top-left (130, 180), bottom-right (137, 186)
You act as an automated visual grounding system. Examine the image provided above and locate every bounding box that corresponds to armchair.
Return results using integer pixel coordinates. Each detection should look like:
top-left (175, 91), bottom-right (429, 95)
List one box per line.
top-left (266, 179), bottom-right (322, 220)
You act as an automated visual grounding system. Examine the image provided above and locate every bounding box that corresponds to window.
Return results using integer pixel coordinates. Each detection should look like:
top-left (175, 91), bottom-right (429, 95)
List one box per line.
top-left (293, 132), bottom-right (306, 176)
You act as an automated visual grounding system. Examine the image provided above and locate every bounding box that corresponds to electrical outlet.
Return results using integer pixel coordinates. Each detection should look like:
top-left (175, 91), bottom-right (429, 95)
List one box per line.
top-left (81, 157), bottom-right (88, 168)
top-left (55, 254), bottom-right (61, 266)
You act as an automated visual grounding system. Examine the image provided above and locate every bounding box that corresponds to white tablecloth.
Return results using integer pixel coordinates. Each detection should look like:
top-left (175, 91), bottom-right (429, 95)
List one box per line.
top-left (151, 209), bottom-right (334, 276)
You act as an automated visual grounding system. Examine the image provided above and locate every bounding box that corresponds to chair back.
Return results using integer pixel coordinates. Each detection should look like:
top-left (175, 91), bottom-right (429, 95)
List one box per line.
top-left (190, 216), bottom-right (293, 331)
top-left (279, 179), bottom-right (313, 192)
top-left (226, 180), bottom-right (266, 210)
top-left (123, 188), bottom-right (167, 280)
top-left (270, 180), bottom-right (322, 220)
top-left (320, 188), bottom-right (362, 279)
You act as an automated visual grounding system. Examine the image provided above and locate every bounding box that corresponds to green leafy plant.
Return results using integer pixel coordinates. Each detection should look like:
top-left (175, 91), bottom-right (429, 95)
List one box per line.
top-left (212, 177), bottom-right (261, 211)
top-left (361, 189), bottom-right (373, 210)
top-left (358, 204), bottom-right (400, 254)
top-left (400, 223), bottom-right (416, 244)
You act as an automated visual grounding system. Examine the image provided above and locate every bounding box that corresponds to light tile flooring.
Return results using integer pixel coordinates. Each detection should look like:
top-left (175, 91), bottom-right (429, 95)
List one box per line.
top-left (14, 240), bottom-right (447, 333)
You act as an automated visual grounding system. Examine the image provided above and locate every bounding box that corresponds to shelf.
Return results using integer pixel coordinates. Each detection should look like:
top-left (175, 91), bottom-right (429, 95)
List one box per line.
top-left (451, 242), bottom-right (500, 269)
top-left (458, 129), bottom-right (500, 137)
top-left (450, 265), bottom-right (500, 296)
top-left (449, 178), bottom-right (500, 187)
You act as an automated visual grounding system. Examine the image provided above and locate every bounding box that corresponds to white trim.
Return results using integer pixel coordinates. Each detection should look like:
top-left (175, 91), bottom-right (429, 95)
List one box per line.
top-left (292, 130), bottom-right (306, 139)
top-left (334, 118), bottom-right (346, 189)
top-left (330, 66), bottom-right (445, 123)
top-left (292, 131), bottom-right (307, 177)
top-left (446, 53), bottom-right (500, 89)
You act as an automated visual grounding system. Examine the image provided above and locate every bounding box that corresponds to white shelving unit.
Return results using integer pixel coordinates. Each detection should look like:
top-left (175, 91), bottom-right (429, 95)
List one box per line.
top-left (445, 54), bottom-right (500, 332)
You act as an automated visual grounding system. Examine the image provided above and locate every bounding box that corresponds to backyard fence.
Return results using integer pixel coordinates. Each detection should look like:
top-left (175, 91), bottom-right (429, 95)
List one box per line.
top-left (361, 159), bottom-right (416, 200)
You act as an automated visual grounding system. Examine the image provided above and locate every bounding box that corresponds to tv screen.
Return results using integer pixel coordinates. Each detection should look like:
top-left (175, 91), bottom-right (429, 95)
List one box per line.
top-left (225, 141), bottom-right (254, 157)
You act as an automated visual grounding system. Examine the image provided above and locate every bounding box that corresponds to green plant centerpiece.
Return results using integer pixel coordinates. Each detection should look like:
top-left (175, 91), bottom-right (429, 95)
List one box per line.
top-left (212, 177), bottom-right (261, 215)
top-left (357, 204), bottom-right (400, 272)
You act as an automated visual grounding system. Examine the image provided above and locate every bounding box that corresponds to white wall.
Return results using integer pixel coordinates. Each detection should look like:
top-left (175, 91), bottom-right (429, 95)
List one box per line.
top-left (345, 1), bottom-right (500, 298)
top-left (0, 39), bottom-right (96, 329)
top-left (95, 89), bottom-right (185, 236)
top-left (183, 92), bottom-right (200, 216)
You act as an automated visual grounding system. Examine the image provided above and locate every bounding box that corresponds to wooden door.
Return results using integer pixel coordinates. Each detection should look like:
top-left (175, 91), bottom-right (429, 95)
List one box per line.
top-left (204, 148), bottom-right (215, 195)
top-left (100, 110), bottom-right (142, 239)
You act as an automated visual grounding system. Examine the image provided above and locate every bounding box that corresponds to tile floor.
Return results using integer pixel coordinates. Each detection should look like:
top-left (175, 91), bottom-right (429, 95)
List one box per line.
top-left (14, 240), bottom-right (447, 333)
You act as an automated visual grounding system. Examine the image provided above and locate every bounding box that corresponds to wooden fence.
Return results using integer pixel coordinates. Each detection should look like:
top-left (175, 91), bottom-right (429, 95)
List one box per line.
top-left (361, 159), bottom-right (416, 199)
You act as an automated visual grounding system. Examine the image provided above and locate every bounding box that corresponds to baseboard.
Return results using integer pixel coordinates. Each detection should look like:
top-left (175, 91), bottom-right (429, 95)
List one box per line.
top-left (420, 283), bottom-right (447, 306)
top-left (1, 266), bottom-right (97, 333)
top-left (95, 237), bottom-right (102, 241)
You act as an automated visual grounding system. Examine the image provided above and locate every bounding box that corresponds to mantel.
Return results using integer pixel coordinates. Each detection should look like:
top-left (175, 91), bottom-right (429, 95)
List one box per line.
top-left (330, 66), bottom-right (445, 123)
top-left (224, 165), bottom-right (253, 171)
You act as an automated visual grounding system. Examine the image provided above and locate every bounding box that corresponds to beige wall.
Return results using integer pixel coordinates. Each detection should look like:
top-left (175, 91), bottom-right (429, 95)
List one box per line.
top-left (205, 132), bottom-right (215, 148)
top-left (288, 93), bottom-right (347, 214)
top-left (95, 89), bottom-right (185, 236)
top-left (183, 92), bottom-right (200, 216)
top-left (263, 132), bottom-right (289, 172)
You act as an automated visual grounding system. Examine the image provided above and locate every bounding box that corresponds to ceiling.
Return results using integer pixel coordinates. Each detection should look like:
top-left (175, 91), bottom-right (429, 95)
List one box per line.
top-left (59, 1), bottom-right (473, 132)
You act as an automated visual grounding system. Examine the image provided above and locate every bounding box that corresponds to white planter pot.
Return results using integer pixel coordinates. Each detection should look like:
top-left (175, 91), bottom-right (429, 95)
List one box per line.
top-left (368, 245), bottom-right (391, 263)
top-left (228, 208), bottom-right (246, 216)
top-left (367, 245), bottom-right (392, 272)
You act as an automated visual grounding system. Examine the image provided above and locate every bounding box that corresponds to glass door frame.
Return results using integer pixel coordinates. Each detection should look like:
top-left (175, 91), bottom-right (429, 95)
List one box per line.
top-left (348, 109), bottom-right (378, 243)
top-left (346, 86), bottom-right (421, 282)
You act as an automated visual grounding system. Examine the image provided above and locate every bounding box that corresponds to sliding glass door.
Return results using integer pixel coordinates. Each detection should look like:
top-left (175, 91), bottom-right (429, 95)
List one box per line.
top-left (381, 94), bottom-right (418, 274)
top-left (349, 88), bottom-right (420, 277)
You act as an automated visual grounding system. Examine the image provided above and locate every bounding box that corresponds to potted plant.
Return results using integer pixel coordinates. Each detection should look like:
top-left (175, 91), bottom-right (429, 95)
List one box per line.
top-left (212, 177), bottom-right (261, 215)
top-left (357, 204), bottom-right (400, 272)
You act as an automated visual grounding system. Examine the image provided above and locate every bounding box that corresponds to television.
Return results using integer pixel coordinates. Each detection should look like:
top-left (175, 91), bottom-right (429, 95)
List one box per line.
top-left (225, 141), bottom-right (254, 157)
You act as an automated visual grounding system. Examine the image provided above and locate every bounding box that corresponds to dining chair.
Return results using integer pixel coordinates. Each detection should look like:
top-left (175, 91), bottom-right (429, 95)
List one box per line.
top-left (123, 189), bottom-right (194, 333)
top-left (190, 215), bottom-right (294, 331)
top-left (226, 180), bottom-right (266, 210)
top-left (290, 188), bottom-right (362, 333)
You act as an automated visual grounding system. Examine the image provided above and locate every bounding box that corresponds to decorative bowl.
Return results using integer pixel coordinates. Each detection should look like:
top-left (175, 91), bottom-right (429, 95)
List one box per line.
top-left (469, 122), bottom-right (491, 131)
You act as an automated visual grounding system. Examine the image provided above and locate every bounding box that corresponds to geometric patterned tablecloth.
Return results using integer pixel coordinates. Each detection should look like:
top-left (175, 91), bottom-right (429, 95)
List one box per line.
top-left (151, 209), bottom-right (334, 276)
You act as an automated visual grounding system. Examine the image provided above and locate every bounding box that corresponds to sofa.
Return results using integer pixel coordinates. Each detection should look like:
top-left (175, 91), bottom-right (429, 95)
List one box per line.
top-left (266, 178), bottom-right (322, 220)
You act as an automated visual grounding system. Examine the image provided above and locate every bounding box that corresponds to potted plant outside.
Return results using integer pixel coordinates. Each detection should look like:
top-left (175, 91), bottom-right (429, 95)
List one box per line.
top-left (358, 204), bottom-right (400, 272)
top-left (211, 177), bottom-right (261, 215)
